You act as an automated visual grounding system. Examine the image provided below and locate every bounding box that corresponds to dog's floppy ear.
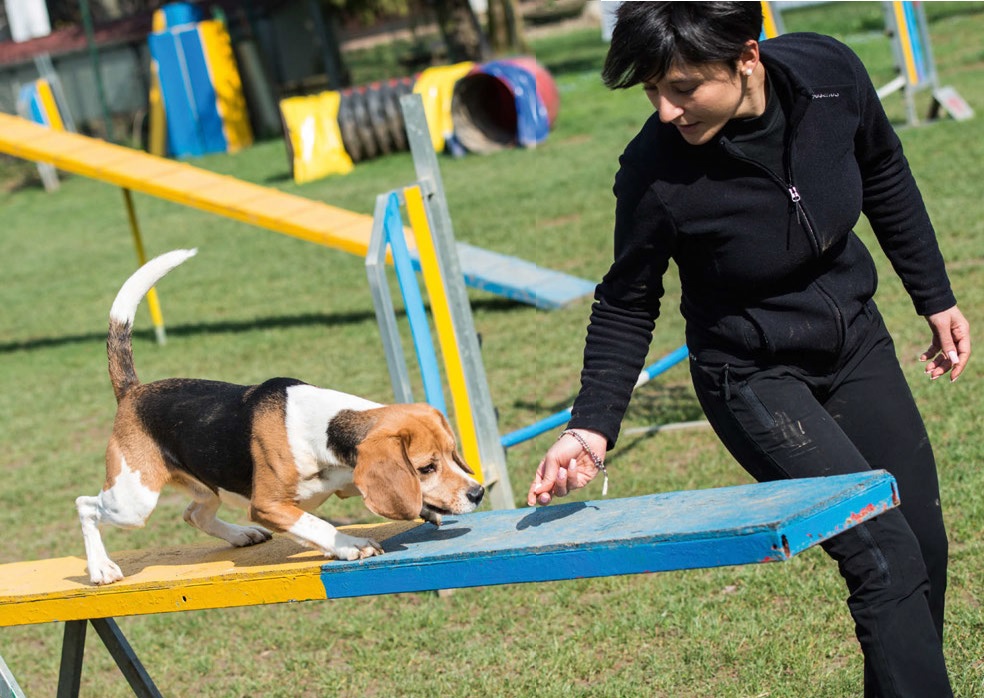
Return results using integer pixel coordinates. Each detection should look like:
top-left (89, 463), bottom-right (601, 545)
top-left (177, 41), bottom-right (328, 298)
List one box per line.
top-left (354, 430), bottom-right (422, 521)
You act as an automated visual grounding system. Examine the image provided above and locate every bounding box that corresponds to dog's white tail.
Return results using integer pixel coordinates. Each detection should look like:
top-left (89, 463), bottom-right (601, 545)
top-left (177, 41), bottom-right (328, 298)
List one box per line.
top-left (108, 249), bottom-right (197, 401)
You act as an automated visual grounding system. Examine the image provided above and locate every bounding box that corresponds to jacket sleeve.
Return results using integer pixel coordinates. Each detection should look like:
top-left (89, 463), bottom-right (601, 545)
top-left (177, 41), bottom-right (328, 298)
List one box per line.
top-left (847, 43), bottom-right (956, 315)
top-left (567, 156), bottom-right (674, 448)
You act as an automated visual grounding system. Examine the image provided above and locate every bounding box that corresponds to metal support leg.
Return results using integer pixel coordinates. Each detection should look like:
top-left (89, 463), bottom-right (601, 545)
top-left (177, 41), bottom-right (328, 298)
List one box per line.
top-left (56, 620), bottom-right (86, 698)
top-left (400, 93), bottom-right (516, 510)
top-left (56, 619), bottom-right (162, 698)
top-left (0, 652), bottom-right (26, 698)
top-left (367, 192), bottom-right (416, 404)
top-left (90, 619), bottom-right (162, 698)
top-left (121, 188), bottom-right (168, 345)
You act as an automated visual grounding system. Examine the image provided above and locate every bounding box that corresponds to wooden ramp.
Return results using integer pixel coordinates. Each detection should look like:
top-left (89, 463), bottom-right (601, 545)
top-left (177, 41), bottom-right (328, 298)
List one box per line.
top-left (0, 471), bottom-right (897, 628)
top-left (0, 113), bottom-right (594, 310)
top-left (0, 472), bottom-right (897, 696)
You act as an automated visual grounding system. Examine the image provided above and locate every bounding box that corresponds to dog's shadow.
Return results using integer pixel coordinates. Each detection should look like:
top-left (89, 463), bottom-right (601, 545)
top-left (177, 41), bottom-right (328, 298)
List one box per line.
top-left (380, 520), bottom-right (472, 553)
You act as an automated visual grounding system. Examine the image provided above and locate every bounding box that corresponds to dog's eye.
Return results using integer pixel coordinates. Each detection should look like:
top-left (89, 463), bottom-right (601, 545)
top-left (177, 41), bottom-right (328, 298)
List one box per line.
top-left (418, 463), bottom-right (437, 475)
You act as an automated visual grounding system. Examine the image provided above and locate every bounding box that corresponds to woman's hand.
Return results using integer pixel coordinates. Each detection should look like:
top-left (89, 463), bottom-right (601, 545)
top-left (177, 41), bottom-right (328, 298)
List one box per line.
top-left (527, 429), bottom-right (608, 506)
top-left (922, 305), bottom-right (971, 382)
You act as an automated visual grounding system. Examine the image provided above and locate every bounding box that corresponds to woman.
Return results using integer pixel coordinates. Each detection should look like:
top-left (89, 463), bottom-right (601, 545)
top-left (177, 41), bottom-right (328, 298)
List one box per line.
top-left (527, 3), bottom-right (970, 696)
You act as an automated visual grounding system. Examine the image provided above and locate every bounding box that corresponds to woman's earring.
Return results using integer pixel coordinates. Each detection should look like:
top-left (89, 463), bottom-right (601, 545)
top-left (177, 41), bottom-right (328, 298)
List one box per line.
top-left (745, 68), bottom-right (753, 76)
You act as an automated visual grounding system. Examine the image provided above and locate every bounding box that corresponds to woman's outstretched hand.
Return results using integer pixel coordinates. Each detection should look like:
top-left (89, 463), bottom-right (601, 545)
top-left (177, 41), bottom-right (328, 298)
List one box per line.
top-left (922, 305), bottom-right (971, 382)
top-left (527, 429), bottom-right (608, 506)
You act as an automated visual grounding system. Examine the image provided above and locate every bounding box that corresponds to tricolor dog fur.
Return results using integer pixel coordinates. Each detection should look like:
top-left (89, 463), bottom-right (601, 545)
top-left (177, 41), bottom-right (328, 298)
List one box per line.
top-left (77, 249), bottom-right (484, 585)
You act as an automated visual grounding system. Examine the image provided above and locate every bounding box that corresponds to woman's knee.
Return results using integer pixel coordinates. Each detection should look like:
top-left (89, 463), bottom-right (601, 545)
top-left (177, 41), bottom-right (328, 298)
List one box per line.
top-left (823, 512), bottom-right (931, 606)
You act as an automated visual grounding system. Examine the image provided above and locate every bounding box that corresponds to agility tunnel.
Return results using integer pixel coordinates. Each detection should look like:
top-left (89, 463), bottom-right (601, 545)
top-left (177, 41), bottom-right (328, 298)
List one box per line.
top-left (450, 56), bottom-right (560, 153)
top-left (279, 57), bottom-right (560, 183)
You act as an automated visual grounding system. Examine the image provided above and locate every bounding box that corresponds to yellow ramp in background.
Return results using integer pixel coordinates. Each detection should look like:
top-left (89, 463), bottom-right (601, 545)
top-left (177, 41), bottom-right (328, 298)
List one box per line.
top-left (0, 112), bottom-right (596, 311)
top-left (0, 112), bottom-right (379, 257)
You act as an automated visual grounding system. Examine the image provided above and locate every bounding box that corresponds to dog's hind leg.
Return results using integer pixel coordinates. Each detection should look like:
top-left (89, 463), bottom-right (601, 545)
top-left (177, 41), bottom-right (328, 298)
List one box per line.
top-left (76, 454), bottom-right (160, 585)
top-left (182, 487), bottom-right (272, 547)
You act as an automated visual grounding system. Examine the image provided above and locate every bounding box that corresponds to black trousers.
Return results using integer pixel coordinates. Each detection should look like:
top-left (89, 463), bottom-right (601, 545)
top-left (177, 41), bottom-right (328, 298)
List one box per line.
top-left (689, 308), bottom-right (952, 698)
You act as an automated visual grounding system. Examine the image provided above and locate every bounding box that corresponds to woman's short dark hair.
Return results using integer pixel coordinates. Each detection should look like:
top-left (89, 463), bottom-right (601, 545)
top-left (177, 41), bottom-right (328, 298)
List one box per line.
top-left (602, 2), bottom-right (764, 89)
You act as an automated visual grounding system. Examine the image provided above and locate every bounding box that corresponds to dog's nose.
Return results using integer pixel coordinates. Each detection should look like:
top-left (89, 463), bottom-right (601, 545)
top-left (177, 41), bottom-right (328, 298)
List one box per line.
top-left (467, 485), bottom-right (485, 505)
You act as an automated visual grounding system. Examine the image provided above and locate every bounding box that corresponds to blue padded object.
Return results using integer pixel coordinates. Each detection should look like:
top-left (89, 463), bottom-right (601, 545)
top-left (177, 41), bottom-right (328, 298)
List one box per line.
top-left (477, 61), bottom-right (550, 147)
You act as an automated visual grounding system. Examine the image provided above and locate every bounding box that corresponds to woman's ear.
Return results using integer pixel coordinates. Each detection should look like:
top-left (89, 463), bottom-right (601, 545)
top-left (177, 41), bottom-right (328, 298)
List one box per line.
top-left (738, 38), bottom-right (760, 76)
top-left (354, 433), bottom-right (423, 521)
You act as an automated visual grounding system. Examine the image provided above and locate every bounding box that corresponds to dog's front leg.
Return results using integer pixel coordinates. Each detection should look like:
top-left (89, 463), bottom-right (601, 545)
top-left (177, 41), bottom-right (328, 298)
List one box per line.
top-left (250, 502), bottom-right (383, 561)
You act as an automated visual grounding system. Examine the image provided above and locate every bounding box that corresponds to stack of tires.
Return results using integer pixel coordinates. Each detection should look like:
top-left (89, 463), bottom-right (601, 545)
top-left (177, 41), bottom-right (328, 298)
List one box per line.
top-left (337, 77), bottom-right (414, 164)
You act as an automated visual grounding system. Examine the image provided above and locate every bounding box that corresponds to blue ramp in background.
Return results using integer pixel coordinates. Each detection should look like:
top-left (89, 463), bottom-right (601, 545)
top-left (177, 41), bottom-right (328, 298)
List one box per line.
top-left (449, 242), bottom-right (597, 309)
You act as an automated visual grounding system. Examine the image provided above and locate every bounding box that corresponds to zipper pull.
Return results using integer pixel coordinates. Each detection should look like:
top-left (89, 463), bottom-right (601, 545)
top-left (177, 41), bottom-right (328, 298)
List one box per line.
top-left (788, 185), bottom-right (801, 203)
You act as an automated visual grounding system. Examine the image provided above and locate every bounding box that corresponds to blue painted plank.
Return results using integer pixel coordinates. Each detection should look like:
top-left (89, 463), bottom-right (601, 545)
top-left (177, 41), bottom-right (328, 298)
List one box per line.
top-left (178, 27), bottom-right (227, 155)
top-left (149, 31), bottom-right (203, 157)
top-left (449, 243), bottom-right (596, 310)
top-left (320, 471), bottom-right (898, 598)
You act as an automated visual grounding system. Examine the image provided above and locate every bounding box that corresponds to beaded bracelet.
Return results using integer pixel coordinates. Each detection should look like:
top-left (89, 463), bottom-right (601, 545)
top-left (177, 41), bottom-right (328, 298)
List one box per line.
top-left (560, 429), bottom-right (609, 496)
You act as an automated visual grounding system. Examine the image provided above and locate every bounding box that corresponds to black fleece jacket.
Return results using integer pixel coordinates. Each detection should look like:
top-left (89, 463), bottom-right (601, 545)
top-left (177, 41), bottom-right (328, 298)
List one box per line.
top-left (569, 32), bottom-right (956, 448)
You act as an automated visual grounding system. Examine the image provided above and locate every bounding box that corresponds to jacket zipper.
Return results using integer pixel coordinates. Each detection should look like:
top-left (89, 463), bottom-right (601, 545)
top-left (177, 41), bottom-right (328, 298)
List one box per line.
top-left (720, 140), bottom-right (846, 351)
top-left (783, 164), bottom-right (845, 350)
top-left (721, 142), bottom-right (823, 254)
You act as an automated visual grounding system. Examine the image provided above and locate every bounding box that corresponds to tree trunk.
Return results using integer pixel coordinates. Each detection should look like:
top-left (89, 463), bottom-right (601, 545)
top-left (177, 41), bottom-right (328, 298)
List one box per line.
top-left (486, 0), bottom-right (528, 54)
top-left (433, 0), bottom-right (489, 62)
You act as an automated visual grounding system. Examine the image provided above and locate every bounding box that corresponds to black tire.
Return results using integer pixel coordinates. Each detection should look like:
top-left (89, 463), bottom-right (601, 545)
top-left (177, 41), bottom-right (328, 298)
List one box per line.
top-left (366, 83), bottom-right (393, 155)
top-left (350, 87), bottom-right (379, 160)
top-left (382, 79), bottom-right (408, 152)
top-left (337, 89), bottom-right (363, 163)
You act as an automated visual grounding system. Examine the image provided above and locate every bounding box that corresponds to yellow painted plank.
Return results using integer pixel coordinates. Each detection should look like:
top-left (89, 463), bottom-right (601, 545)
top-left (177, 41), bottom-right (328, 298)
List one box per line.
top-left (35, 79), bottom-right (65, 131)
top-left (0, 113), bottom-right (380, 257)
top-left (404, 185), bottom-right (484, 483)
top-left (761, 1), bottom-right (781, 39)
top-left (103, 154), bottom-right (184, 182)
top-left (199, 19), bottom-right (253, 152)
top-left (893, 1), bottom-right (920, 86)
top-left (0, 521), bottom-right (418, 628)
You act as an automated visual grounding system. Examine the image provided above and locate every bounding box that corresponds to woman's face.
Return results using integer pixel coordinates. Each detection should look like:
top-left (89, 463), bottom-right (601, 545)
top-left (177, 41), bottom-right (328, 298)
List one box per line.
top-left (643, 58), bottom-right (760, 145)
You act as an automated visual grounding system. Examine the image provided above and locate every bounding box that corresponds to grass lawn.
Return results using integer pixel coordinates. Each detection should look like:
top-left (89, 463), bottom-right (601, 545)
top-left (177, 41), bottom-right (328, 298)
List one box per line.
top-left (1, 2), bottom-right (982, 696)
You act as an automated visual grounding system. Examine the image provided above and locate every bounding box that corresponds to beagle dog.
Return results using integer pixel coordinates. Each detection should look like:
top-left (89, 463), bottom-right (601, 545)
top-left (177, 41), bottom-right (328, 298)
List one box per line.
top-left (77, 249), bottom-right (484, 585)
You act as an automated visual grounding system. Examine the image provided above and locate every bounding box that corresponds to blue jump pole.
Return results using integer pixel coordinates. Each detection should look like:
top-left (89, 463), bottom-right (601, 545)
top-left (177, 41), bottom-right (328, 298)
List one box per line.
top-left (383, 192), bottom-right (447, 414)
top-left (500, 344), bottom-right (690, 448)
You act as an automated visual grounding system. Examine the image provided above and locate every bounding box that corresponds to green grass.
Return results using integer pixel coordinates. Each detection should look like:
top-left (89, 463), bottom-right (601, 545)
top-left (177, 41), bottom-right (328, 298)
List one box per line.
top-left (2, 2), bottom-right (983, 695)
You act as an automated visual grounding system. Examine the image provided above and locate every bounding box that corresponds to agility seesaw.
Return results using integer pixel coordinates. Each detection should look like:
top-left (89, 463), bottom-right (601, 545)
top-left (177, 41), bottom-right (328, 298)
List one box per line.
top-left (0, 471), bottom-right (897, 697)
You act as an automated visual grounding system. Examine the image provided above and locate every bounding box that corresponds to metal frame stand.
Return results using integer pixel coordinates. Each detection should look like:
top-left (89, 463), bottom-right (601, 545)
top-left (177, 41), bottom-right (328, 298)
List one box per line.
top-left (56, 618), bottom-right (161, 698)
top-left (1, 652), bottom-right (26, 698)
top-left (878, 1), bottom-right (973, 125)
top-left (366, 94), bottom-right (515, 510)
